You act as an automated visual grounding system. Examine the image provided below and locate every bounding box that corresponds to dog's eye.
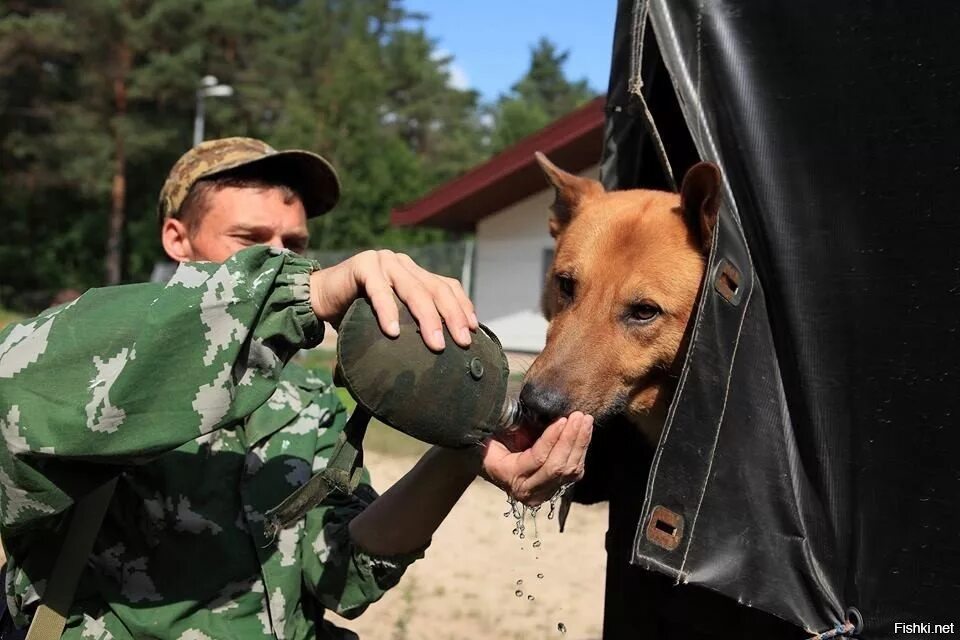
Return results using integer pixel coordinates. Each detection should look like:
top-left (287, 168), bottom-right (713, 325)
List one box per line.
top-left (626, 302), bottom-right (661, 324)
top-left (555, 274), bottom-right (576, 300)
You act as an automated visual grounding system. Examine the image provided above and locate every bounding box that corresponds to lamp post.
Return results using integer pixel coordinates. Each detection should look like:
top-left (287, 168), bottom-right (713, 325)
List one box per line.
top-left (193, 75), bottom-right (234, 146)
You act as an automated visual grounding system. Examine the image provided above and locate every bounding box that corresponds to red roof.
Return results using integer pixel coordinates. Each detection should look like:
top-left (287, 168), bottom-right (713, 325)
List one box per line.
top-left (391, 96), bottom-right (606, 230)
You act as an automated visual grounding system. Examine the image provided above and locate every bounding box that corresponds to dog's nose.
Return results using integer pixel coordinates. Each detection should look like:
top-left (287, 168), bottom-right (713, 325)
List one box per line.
top-left (519, 382), bottom-right (570, 426)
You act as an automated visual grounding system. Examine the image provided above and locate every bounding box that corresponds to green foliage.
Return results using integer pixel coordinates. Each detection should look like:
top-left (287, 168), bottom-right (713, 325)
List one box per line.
top-left (0, 2), bottom-right (595, 312)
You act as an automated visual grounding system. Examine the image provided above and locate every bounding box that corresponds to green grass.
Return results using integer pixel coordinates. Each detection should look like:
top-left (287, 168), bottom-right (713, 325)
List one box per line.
top-left (0, 307), bottom-right (24, 330)
top-left (391, 577), bottom-right (418, 640)
top-left (297, 347), bottom-right (337, 372)
top-left (335, 387), bottom-right (430, 458)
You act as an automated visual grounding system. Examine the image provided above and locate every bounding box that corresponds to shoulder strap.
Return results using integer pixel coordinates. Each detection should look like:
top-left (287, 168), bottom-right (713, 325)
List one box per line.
top-left (263, 408), bottom-right (370, 541)
top-left (26, 478), bottom-right (117, 640)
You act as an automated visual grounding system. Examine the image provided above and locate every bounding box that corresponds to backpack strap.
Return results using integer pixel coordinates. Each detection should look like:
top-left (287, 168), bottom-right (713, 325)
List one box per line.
top-left (25, 478), bottom-right (117, 640)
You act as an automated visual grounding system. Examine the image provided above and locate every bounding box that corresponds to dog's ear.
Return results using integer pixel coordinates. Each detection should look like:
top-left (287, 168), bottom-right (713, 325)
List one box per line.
top-left (536, 151), bottom-right (604, 238)
top-left (680, 162), bottom-right (722, 253)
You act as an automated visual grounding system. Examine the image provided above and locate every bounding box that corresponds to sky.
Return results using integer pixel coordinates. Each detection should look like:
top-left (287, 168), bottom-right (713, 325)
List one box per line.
top-left (403, 0), bottom-right (618, 102)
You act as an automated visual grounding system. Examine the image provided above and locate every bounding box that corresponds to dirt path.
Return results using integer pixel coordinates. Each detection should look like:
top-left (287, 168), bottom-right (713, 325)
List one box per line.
top-left (334, 450), bottom-right (609, 640)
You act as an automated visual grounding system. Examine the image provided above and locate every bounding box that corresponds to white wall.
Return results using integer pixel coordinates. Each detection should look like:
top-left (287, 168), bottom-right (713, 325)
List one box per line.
top-left (473, 164), bottom-right (599, 352)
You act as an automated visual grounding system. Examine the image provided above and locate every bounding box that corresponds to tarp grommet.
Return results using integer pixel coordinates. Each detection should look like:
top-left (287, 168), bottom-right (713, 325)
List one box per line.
top-left (845, 607), bottom-right (863, 634)
top-left (645, 505), bottom-right (684, 551)
top-left (713, 258), bottom-right (743, 305)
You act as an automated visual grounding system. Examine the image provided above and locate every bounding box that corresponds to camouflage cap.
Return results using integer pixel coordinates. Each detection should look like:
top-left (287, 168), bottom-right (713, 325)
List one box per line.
top-left (157, 136), bottom-right (341, 223)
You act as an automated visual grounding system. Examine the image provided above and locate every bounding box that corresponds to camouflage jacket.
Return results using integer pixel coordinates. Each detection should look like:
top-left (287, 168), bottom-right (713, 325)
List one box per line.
top-left (0, 246), bottom-right (421, 639)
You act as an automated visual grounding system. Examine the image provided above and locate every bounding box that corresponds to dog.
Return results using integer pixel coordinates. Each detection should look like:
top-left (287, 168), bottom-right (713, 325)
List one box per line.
top-left (520, 151), bottom-right (721, 445)
top-left (517, 155), bottom-right (811, 638)
top-left (517, 152), bottom-right (722, 637)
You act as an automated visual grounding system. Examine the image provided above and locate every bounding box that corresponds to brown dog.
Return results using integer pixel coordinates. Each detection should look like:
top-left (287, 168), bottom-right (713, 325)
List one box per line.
top-left (520, 152), bottom-right (722, 444)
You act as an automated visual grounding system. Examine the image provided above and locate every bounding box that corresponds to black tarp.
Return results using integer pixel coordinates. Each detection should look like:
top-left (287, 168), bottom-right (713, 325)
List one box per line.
top-left (588, 2), bottom-right (960, 638)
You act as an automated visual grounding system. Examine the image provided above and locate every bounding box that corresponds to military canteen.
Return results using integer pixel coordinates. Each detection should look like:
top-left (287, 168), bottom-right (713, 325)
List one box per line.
top-left (335, 296), bottom-right (519, 448)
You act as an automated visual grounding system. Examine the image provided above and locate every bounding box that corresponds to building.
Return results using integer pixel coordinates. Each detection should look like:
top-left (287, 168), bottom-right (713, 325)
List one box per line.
top-left (391, 96), bottom-right (605, 354)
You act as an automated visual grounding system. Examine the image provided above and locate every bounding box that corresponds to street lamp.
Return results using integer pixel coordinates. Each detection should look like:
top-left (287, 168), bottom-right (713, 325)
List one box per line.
top-left (193, 75), bottom-right (234, 146)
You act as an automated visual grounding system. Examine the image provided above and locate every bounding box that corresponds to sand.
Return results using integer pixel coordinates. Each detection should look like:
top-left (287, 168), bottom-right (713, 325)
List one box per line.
top-left (333, 450), bottom-right (609, 640)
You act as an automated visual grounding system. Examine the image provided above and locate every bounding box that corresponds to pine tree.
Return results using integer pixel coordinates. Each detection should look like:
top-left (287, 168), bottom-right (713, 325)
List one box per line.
top-left (0, 0), bottom-right (488, 308)
top-left (489, 37), bottom-right (596, 152)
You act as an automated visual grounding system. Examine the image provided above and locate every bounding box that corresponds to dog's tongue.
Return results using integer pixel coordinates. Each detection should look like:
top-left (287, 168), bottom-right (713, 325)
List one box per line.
top-left (497, 421), bottom-right (546, 453)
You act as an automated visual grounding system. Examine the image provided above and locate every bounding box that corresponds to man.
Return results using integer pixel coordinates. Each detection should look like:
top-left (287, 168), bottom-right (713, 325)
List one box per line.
top-left (0, 137), bottom-right (593, 639)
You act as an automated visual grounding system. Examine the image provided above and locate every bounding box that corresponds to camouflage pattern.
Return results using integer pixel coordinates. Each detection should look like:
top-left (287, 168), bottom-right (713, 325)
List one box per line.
top-left (0, 246), bottom-right (420, 639)
top-left (157, 137), bottom-right (341, 222)
top-left (335, 298), bottom-right (511, 449)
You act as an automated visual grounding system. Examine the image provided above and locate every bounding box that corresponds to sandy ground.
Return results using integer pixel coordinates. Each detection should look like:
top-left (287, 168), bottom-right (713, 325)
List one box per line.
top-left (333, 450), bottom-right (609, 640)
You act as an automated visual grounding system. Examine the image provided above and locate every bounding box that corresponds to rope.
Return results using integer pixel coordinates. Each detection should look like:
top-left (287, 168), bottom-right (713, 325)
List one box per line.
top-left (625, 0), bottom-right (678, 191)
top-left (635, 88), bottom-right (678, 192)
top-left (628, 0), bottom-right (650, 96)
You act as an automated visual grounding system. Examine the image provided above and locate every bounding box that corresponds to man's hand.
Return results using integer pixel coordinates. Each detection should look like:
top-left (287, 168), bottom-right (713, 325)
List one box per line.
top-left (481, 412), bottom-right (594, 506)
top-left (310, 250), bottom-right (477, 351)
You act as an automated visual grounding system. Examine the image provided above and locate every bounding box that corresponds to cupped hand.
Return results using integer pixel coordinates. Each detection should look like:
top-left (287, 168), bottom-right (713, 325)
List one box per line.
top-left (480, 411), bottom-right (594, 506)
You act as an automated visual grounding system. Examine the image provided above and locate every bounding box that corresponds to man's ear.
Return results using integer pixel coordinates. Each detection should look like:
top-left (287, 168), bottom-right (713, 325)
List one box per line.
top-left (535, 151), bottom-right (604, 238)
top-left (680, 162), bottom-right (722, 253)
top-left (161, 218), bottom-right (194, 263)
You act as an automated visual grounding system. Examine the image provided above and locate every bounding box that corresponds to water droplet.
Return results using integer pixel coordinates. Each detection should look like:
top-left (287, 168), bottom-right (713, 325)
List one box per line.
top-left (516, 579), bottom-right (523, 586)
top-left (547, 483), bottom-right (571, 521)
top-left (532, 540), bottom-right (542, 548)
top-left (537, 573), bottom-right (544, 579)
top-left (527, 594), bottom-right (535, 601)
top-left (558, 622), bottom-right (567, 634)
top-left (519, 532), bottom-right (525, 539)
top-left (507, 497), bottom-right (528, 538)
top-left (515, 590), bottom-right (523, 597)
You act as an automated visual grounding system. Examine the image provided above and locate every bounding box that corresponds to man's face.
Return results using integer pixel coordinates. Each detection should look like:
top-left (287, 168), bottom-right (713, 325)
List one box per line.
top-left (163, 186), bottom-right (310, 263)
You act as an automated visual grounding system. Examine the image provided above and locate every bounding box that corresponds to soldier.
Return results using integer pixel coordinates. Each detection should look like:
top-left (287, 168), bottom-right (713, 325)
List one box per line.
top-left (0, 137), bottom-right (593, 639)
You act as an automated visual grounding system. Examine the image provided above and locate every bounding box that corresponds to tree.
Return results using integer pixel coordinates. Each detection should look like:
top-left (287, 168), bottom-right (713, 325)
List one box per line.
top-left (0, 0), bottom-right (487, 309)
top-left (0, 0), bottom-right (209, 294)
top-left (489, 37), bottom-right (596, 151)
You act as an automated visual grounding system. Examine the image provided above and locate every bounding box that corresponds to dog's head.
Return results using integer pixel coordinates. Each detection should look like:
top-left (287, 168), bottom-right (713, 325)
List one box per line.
top-left (520, 153), bottom-right (722, 441)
